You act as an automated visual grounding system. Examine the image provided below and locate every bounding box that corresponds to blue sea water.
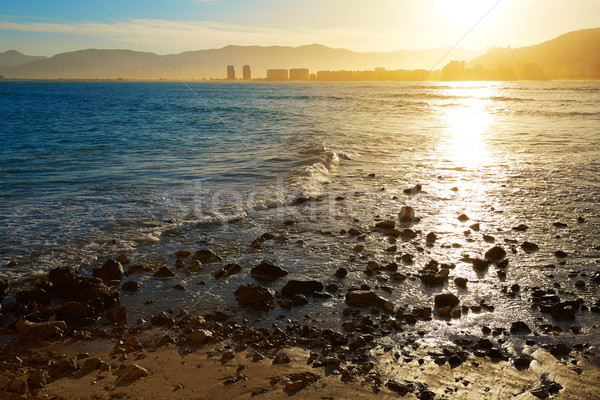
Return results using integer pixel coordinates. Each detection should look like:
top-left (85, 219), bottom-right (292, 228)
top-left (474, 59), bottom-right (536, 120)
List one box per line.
top-left (1, 80), bottom-right (600, 340)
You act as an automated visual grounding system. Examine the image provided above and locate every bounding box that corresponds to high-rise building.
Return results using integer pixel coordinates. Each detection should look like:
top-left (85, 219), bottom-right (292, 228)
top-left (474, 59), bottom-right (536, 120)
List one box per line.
top-left (266, 69), bottom-right (289, 81)
top-left (227, 65), bottom-right (235, 81)
top-left (243, 65), bottom-right (251, 80)
top-left (289, 68), bottom-right (309, 81)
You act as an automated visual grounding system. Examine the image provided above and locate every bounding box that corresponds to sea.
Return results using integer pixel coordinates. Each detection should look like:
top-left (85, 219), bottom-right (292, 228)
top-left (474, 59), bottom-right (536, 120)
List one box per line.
top-left (1, 80), bottom-right (599, 346)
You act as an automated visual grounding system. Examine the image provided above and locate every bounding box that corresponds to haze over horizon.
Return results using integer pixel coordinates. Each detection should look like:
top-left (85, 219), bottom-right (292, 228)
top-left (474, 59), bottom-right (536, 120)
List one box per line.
top-left (1, 0), bottom-right (599, 57)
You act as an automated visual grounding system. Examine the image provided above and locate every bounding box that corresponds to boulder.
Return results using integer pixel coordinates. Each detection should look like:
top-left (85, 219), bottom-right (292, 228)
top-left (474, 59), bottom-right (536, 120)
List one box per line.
top-left (281, 280), bottom-right (324, 298)
top-left (484, 246), bottom-right (506, 262)
top-left (192, 249), bottom-right (222, 264)
top-left (345, 290), bottom-right (387, 307)
top-left (250, 261), bottom-right (288, 280)
top-left (106, 305), bottom-right (127, 323)
top-left (457, 214), bottom-right (470, 222)
top-left (434, 293), bottom-right (460, 308)
top-left (93, 259), bottom-right (124, 282)
top-left (426, 232), bottom-right (437, 243)
top-left (15, 320), bottom-right (67, 342)
top-left (55, 302), bottom-right (94, 319)
top-left (48, 267), bottom-right (80, 289)
top-left (174, 249), bottom-right (191, 258)
top-left (335, 268), bottom-right (348, 278)
top-left (234, 284), bottom-right (275, 310)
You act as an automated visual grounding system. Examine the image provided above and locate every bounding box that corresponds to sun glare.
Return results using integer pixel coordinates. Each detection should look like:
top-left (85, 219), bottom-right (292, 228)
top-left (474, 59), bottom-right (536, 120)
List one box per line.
top-left (437, 84), bottom-right (496, 168)
top-left (437, 0), bottom-right (499, 28)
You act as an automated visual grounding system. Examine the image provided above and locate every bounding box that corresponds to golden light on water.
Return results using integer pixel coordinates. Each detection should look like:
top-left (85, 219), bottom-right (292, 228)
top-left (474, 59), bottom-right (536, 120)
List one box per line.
top-left (438, 84), bottom-right (496, 169)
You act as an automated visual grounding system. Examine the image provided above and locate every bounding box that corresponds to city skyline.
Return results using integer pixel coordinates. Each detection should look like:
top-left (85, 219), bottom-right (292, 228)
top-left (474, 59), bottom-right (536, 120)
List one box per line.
top-left (1, 1), bottom-right (599, 56)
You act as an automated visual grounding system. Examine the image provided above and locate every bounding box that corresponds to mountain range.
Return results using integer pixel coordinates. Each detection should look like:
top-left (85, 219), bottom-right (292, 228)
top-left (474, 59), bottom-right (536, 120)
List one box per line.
top-left (0, 28), bottom-right (598, 80)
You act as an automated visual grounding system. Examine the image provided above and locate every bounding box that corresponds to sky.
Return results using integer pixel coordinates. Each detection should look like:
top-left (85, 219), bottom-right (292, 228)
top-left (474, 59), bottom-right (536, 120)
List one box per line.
top-left (0, 0), bottom-right (599, 56)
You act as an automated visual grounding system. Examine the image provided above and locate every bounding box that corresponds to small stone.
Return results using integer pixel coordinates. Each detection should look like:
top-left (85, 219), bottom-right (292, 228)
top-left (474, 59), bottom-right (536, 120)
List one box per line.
top-left (175, 249), bottom-right (191, 257)
top-left (291, 294), bottom-right (308, 306)
top-left (93, 259), bottom-right (124, 282)
top-left (398, 206), bottom-right (417, 222)
top-left (214, 263), bottom-right (243, 279)
top-left (0, 375), bottom-right (10, 390)
top-left (250, 261), bottom-right (288, 280)
top-left (273, 354), bottom-right (291, 364)
top-left (575, 280), bottom-right (585, 288)
top-left (426, 232), bottom-right (437, 243)
top-left (513, 357), bottom-right (531, 369)
top-left (189, 329), bottom-right (213, 344)
top-left (122, 280), bottom-right (139, 291)
top-left (115, 254), bottom-right (130, 265)
top-left (192, 249), bottom-right (222, 264)
top-left (469, 223), bottom-right (480, 231)
top-left (173, 284), bottom-right (185, 291)
top-left (457, 214), bottom-right (470, 222)
top-left (281, 280), bottom-right (324, 297)
top-left (454, 277), bottom-right (468, 288)
top-left (510, 321), bottom-right (532, 334)
top-left (335, 268), bottom-right (348, 278)
top-left (485, 246), bottom-right (506, 261)
top-left (512, 224), bottom-right (529, 231)
top-left (375, 220), bottom-right (395, 230)
top-left (403, 184), bottom-right (422, 194)
top-left (153, 266), bottom-right (175, 277)
top-left (555, 250), bottom-right (568, 258)
top-left (175, 259), bottom-right (185, 268)
top-left (521, 242), bottom-right (539, 252)
top-left (106, 305), bottom-right (127, 323)
top-left (122, 364), bottom-right (149, 379)
top-left (434, 293), bottom-right (460, 308)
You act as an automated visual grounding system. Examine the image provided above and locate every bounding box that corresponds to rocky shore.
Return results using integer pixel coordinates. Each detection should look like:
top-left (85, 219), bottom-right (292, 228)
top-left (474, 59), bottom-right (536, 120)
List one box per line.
top-left (1, 202), bottom-right (599, 399)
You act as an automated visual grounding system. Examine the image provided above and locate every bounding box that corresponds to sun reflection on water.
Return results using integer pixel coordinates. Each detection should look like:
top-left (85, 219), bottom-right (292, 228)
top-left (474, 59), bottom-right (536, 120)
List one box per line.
top-left (438, 84), bottom-right (497, 169)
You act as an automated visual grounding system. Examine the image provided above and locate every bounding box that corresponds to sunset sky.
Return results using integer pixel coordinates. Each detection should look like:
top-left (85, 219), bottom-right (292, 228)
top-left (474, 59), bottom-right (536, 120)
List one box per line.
top-left (1, 0), bottom-right (598, 56)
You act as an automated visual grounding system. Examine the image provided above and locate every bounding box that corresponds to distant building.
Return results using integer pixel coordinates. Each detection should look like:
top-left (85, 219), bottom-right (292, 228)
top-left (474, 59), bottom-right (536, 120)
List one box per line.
top-left (227, 65), bottom-right (235, 81)
top-left (243, 65), bottom-right (251, 80)
top-left (266, 69), bottom-right (289, 81)
top-left (289, 68), bottom-right (309, 81)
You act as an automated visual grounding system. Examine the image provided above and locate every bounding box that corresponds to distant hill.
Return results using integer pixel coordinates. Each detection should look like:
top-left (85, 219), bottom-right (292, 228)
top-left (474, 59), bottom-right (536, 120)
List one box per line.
top-left (0, 44), bottom-right (484, 80)
top-left (465, 28), bottom-right (600, 80)
top-left (0, 50), bottom-right (47, 69)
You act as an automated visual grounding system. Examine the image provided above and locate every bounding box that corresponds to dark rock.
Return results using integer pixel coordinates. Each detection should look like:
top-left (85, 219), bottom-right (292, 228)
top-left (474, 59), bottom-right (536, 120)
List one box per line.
top-left (192, 249), bottom-right (222, 264)
top-left (510, 321), bottom-right (532, 334)
top-left (56, 301), bottom-right (94, 320)
top-left (483, 235), bottom-right (495, 243)
top-left (174, 249), bottom-right (191, 257)
top-left (122, 280), bottom-right (139, 292)
top-left (150, 312), bottom-right (174, 327)
top-left (114, 254), bottom-right (130, 265)
top-left (513, 357), bottom-right (532, 369)
top-left (484, 246), bottom-right (506, 262)
top-left (551, 302), bottom-right (577, 320)
top-left (291, 294), bottom-right (308, 306)
top-left (553, 222), bottom-right (568, 228)
top-left (273, 354), bottom-right (291, 364)
top-left (434, 293), bottom-right (460, 308)
top-left (106, 305), bottom-right (127, 322)
top-left (281, 280), bottom-right (324, 298)
top-left (403, 184), bottom-right (422, 194)
top-left (234, 284), bottom-right (275, 310)
top-left (512, 224), bottom-right (529, 231)
top-left (472, 258), bottom-right (489, 270)
top-left (153, 266), bottom-right (175, 277)
top-left (591, 271), bottom-right (600, 283)
top-left (399, 229), bottom-right (417, 239)
top-left (345, 290), bottom-right (387, 307)
top-left (127, 264), bottom-right (153, 275)
top-left (93, 259), bottom-right (124, 282)
top-left (550, 343), bottom-right (571, 357)
top-left (48, 267), bottom-right (80, 289)
top-left (325, 284), bottom-right (338, 292)
top-left (448, 355), bottom-right (463, 368)
top-left (16, 288), bottom-right (51, 306)
top-left (469, 223), bottom-right (480, 231)
top-left (457, 214), bottom-right (470, 222)
top-left (214, 263), bottom-right (242, 279)
top-left (554, 250), bottom-right (568, 258)
top-left (335, 268), bottom-right (348, 278)
top-left (250, 261), bottom-right (288, 280)
top-left (398, 206), bottom-right (418, 222)
top-left (375, 220), bottom-right (395, 230)
top-left (386, 380), bottom-right (411, 394)
top-left (454, 277), bottom-right (468, 288)
top-left (426, 232), bottom-right (437, 243)
top-left (173, 284), bottom-right (185, 290)
top-left (0, 277), bottom-right (10, 302)
top-left (521, 242), bottom-right (539, 252)
top-left (189, 329), bottom-right (213, 344)
top-left (15, 320), bottom-right (67, 342)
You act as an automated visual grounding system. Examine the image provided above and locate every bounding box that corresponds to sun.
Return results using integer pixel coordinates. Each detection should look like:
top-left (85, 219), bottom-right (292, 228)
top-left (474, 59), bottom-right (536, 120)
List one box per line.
top-left (437, 0), bottom-right (500, 29)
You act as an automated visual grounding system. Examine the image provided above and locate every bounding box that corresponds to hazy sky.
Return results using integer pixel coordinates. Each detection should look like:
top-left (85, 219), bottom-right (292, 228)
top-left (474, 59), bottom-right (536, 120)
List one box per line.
top-left (1, 0), bottom-right (598, 56)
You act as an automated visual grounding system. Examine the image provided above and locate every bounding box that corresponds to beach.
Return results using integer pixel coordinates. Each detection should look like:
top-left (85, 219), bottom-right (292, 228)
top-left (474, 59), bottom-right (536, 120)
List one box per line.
top-left (1, 81), bottom-right (599, 398)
